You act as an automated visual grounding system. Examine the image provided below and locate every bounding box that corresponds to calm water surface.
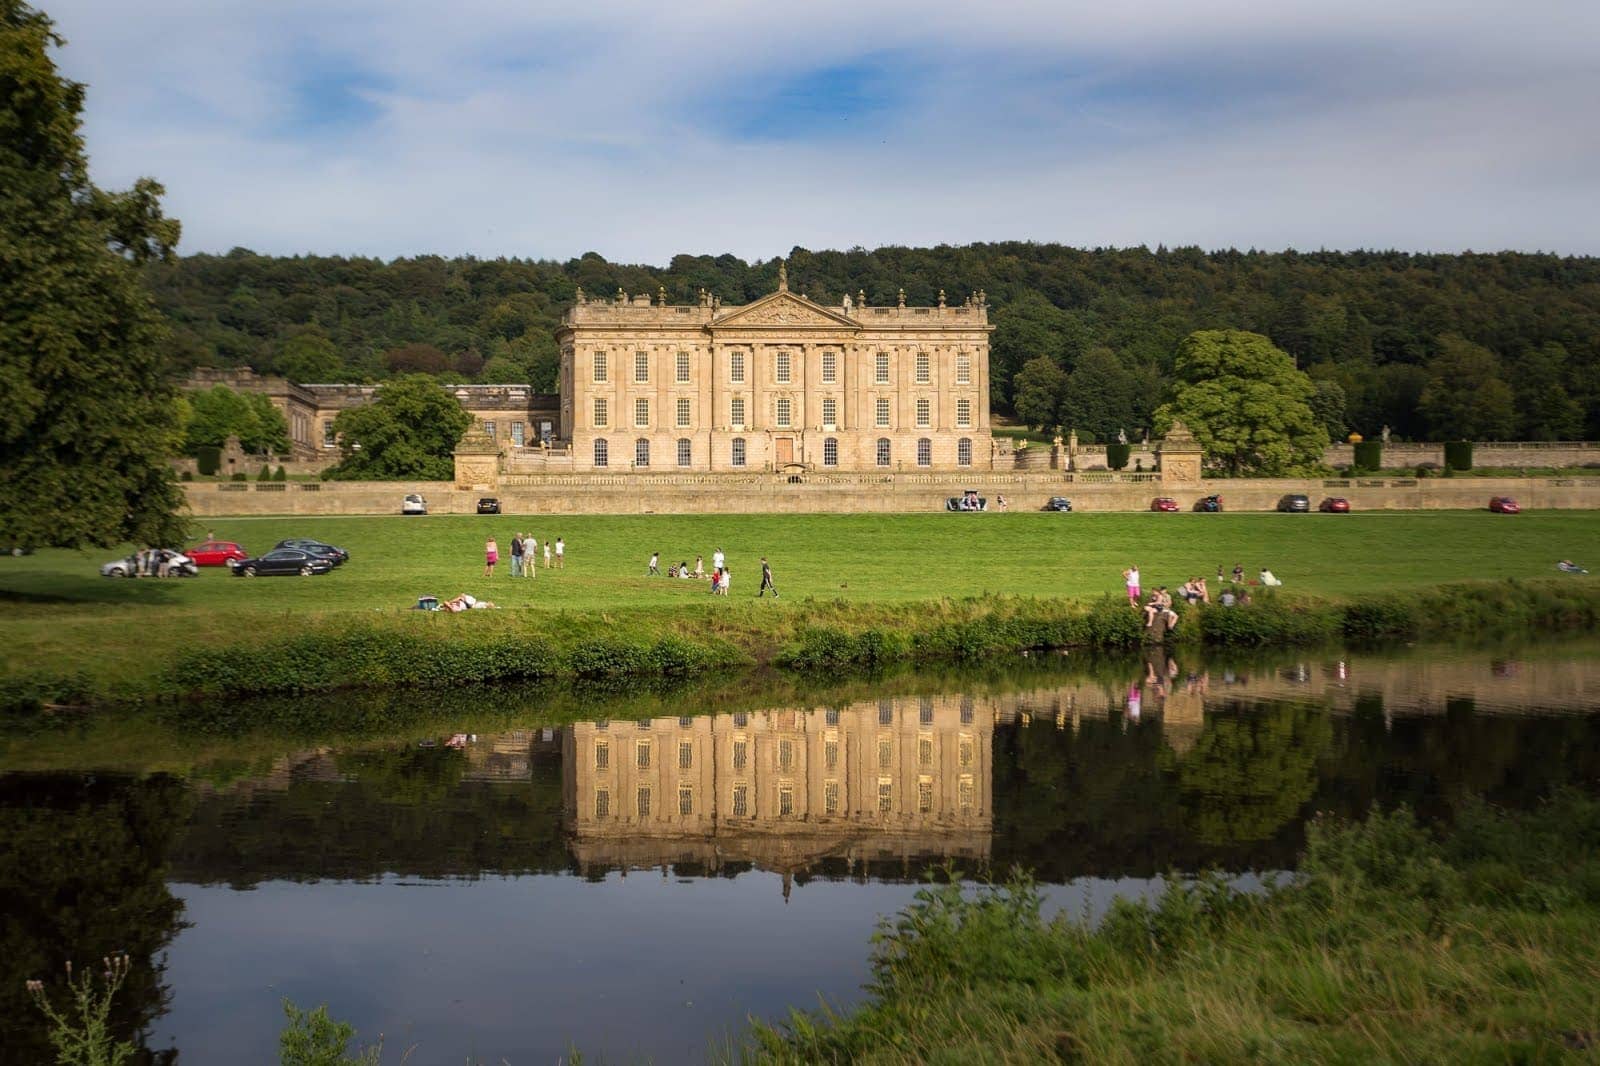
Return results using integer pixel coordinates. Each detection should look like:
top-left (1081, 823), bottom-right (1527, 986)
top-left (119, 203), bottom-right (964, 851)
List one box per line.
top-left (5, 644), bottom-right (1600, 1064)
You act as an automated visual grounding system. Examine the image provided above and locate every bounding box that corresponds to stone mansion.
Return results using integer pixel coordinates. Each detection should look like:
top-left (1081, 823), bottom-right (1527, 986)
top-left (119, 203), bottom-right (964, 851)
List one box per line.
top-left (186, 264), bottom-right (997, 474)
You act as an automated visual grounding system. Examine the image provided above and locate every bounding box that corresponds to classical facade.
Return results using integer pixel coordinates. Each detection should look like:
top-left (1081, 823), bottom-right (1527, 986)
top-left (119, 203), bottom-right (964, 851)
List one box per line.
top-left (556, 266), bottom-right (995, 473)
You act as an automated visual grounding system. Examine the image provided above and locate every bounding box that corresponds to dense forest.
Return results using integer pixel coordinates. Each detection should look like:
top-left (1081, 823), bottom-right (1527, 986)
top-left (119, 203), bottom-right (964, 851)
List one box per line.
top-left (144, 243), bottom-right (1600, 441)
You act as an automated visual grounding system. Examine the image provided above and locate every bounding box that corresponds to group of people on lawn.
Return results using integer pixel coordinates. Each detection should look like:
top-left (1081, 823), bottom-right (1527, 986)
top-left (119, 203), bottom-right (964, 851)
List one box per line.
top-left (1123, 562), bottom-right (1281, 631)
top-left (483, 534), bottom-right (564, 578)
top-left (647, 549), bottom-right (778, 597)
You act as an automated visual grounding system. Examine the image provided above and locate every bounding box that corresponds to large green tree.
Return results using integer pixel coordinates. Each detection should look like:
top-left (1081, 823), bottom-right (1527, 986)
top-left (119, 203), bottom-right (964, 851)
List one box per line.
top-left (183, 384), bottom-right (290, 455)
top-left (1510, 343), bottom-right (1584, 441)
top-left (1059, 347), bottom-right (1140, 443)
top-left (1153, 330), bottom-right (1329, 476)
top-left (326, 375), bottom-right (472, 480)
top-left (1010, 356), bottom-right (1068, 431)
top-left (0, 0), bottom-right (185, 549)
top-left (1418, 334), bottom-right (1517, 441)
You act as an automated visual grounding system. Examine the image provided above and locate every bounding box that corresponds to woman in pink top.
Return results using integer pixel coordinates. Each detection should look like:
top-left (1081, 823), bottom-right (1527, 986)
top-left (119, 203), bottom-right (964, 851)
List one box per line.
top-left (484, 536), bottom-right (499, 578)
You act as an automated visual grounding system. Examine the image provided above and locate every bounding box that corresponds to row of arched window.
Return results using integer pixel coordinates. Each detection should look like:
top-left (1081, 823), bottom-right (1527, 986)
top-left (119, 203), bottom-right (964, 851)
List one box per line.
top-left (593, 437), bottom-right (975, 468)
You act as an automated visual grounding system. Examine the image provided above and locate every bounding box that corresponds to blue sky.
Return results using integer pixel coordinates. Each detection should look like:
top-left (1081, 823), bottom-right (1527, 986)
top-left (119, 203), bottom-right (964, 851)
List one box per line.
top-left (45, 0), bottom-right (1600, 261)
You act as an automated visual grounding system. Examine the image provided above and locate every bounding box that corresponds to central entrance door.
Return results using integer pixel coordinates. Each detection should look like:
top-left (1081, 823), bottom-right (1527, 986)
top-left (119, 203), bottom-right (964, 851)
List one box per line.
top-left (774, 438), bottom-right (794, 466)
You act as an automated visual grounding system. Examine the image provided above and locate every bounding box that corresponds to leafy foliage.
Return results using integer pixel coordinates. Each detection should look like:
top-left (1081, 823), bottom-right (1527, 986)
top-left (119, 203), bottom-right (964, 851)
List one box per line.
top-left (1155, 330), bottom-right (1329, 475)
top-left (278, 1001), bottom-right (381, 1066)
top-left (0, 0), bottom-right (185, 549)
top-left (325, 375), bottom-right (472, 480)
top-left (183, 384), bottom-right (289, 455)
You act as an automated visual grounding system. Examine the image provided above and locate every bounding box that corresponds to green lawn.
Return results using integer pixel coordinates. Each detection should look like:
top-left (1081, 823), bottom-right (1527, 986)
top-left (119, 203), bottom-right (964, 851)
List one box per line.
top-left (2, 510), bottom-right (1595, 694)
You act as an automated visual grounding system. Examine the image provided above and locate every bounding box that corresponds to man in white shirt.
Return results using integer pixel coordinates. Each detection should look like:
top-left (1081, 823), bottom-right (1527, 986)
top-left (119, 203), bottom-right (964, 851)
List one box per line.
top-left (712, 547), bottom-right (725, 574)
top-left (554, 538), bottom-right (564, 568)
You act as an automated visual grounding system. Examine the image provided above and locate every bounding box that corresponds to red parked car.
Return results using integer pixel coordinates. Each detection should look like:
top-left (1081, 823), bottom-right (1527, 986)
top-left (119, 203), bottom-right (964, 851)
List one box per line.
top-left (1318, 497), bottom-right (1351, 513)
top-left (186, 540), bottom-right (248, 566)
top-left (1489, 497), bottom-right (1521, 514)
top-left (1150, 497), bottom-right (1180, 512)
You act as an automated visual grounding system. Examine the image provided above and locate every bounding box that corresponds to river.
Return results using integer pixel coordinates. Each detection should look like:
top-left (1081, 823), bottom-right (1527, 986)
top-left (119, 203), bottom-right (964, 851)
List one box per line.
top-left (4, 642), bottom-right (1600, 1064)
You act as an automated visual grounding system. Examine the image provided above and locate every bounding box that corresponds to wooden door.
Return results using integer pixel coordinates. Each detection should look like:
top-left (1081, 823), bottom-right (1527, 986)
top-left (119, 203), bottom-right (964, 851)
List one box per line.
top-left (775, 438), bottom-right (794, 466)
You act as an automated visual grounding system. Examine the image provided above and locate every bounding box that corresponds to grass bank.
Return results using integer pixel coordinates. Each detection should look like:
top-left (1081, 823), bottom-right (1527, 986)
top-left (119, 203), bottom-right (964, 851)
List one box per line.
top-left (748, 792), bottom-right (1600, 1063)
top-left (8, 579), bottom-right (1600, 712)
top-left (4, 511), bottom-right (1599, 706)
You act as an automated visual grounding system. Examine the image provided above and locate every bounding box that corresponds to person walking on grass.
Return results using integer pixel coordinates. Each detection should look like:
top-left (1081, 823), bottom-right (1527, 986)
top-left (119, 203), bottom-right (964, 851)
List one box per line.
top-left (510, 532), bottom-right (524, 577)
top-left (524, 535), bottom-right (536, 578)
top-left (712, 547), bottom-right (725, 575)
top-left (555, 537), bottom-right (564, 568)
top-left (544, 538), bottom-right (552, 569)
top-left (758, 558), bottom-right (778, 598)
top-left (648, 551), bottom-right (660, 576)
top-left (1123, 565), bottom-right (1141, 607)
top-left (484, 536), bottom-right (499, 579)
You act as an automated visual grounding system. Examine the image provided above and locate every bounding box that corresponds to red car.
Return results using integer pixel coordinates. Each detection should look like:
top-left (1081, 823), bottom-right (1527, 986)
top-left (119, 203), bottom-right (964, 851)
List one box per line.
top-left (1318, 497), bottom-right (1351, 513)
top-left (1150, 497), bottom-right (1180, 512)
top-left (186, 540), bottom-right (249, 566)
top-left (1489, 497), bottom-right (1521, 514)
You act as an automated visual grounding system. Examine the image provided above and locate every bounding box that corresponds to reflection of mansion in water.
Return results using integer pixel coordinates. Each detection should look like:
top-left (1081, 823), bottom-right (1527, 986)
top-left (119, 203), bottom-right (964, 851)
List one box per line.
top-left (562, 696), bottom-right (993, 877)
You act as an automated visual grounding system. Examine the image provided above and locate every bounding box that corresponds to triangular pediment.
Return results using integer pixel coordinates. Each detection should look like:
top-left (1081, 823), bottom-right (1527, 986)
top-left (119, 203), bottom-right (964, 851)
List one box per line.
top-left (711, 291), bottom-right (860, 330)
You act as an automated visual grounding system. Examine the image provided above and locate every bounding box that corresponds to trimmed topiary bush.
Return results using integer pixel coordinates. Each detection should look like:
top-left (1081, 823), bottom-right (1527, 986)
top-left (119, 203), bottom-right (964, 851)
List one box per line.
top-left (230, 471), bottom-right (248, 482)
top-left (256, 464), bottom-right (272, 481)
top-left (180, 470), bottom-right (194, 481)
top-left (1353, 440), bottom-right (1382, 471)
top-left (1444, 441), bottom-right (1474, 471)
top-left (273, 465), bottom-right (287, 481)
top-left (1106, 443), bottom-right (1132, 470)
top-left (195, 445), bottom-right (221, 476)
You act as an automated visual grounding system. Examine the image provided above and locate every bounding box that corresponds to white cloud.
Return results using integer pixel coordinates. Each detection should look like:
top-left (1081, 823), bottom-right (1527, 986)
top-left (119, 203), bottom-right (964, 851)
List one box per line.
top-left (44, 0), bottom-right (1600, 261)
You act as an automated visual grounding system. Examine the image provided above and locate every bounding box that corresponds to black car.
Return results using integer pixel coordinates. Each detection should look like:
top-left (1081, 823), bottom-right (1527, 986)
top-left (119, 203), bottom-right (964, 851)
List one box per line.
top-left (1276, 494), bottom-right (1311, 513)
top-left (477, 497), bottom-right (501, 515)
top-left (274, 538), bottom-right (349, 564)
top-left (231, 549), bottom-right (333, 577)
top-left (1193, 494), bottom-right (1224, 512)
top-left (1043, 496), bottom-right (1073, 512)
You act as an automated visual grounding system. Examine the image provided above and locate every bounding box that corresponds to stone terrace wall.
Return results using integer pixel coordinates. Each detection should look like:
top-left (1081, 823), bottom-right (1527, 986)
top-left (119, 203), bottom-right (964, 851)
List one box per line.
top-left (183, 474), bottom-right (1600, 517)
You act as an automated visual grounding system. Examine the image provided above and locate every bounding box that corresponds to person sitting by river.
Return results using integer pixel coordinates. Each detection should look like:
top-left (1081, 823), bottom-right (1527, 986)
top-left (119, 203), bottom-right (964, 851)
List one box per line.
top-left (1143, 588), bottom-right (1179, 630)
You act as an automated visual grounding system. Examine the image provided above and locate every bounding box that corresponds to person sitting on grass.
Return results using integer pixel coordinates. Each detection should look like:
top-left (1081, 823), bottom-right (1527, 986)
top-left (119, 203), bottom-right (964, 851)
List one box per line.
top-left (1558, 560), bottom-right (1589, 574)
top-left (442, 593), bottom-right (498, 612)
top-left (1259, 567), bottom-right (1283, 587)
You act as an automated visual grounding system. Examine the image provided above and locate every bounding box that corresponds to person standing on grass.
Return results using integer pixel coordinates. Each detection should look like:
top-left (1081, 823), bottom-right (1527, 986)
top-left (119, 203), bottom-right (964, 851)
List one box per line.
top-left (544, 538), bottom-right (552, 569)
top-left (758, 558), bottom-right (778, 598)
top-left (524, 535), bottom-right (536, 578)
top-left (720, 567), bottom-right (731, 595)
top-left (509, 532), bottom-right (524, 577)
top-left (648, 551), bottom-right (660, 576)
top-left (694, 555), bottom-right (705, 578)
top-left (485, 536), bottom-right (499, 579)
top-left (712, 547), bottom-right (725, 575)
top-left (1124, 565), bottom-right (1141, 606)
top-left (555, 537), bottom-right (564, 568)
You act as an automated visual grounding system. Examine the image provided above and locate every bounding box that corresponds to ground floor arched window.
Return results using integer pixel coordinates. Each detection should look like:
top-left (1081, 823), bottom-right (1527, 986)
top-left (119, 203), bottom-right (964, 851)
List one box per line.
top-left (676, 438), bottom-right (691, 466)
top-left (957, 437), bottom-right (972, 466)
top-left (917, 438), bottom-right (932, 466)
top-left (594, 438), bottom-right (609, 467)
top-left (823, 437), bottom-right (838, 467)
top-left (635, 438), bottom-right (651, 467)
top-left (731, 437), bottom-right (747, 467)
top-left (876, 438), bottom-right (891, 467)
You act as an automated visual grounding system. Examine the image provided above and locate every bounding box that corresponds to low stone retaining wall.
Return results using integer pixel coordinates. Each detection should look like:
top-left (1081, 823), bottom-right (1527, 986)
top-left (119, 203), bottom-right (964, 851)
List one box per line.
top-left (182, 475), bottom-right (1600, 516)
top-left (1323, 441), bottom-right (1600, 469)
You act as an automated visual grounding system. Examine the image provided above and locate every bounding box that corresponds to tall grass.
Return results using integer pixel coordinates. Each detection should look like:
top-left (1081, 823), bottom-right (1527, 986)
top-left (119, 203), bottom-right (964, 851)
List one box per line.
top-left (747, 792), bottom-right (1600, 1063)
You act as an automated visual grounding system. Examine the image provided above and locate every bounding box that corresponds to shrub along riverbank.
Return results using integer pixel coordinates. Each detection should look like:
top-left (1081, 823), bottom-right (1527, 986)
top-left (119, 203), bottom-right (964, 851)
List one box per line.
top-left (748, 792), bottom-right (1600, 1063)
top-left (6, 579), bottom-right (1600, 715)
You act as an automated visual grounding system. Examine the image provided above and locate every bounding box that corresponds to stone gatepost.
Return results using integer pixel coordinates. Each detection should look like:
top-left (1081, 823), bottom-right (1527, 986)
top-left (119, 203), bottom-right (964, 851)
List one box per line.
top-left (453, 420), bottom-right (502, 490)
top-left (1156, 421), bottom-right (1203, 484)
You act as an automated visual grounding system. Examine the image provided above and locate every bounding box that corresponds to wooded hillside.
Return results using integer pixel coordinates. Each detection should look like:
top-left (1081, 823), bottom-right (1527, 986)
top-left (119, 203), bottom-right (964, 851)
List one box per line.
top-left (144, 244), bottom-right (1600, 441)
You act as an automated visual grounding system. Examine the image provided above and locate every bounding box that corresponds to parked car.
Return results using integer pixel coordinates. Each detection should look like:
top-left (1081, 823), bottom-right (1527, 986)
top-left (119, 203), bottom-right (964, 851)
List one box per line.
top-left (101, 549), bottom-right (198, 578)
top-left (477, 497), bottom-right (501, 515)
top-left (186, 540), bottom-right (248, 566)
top-left (231, 549), bottom-right (334, 577)
top-left (1489, 496), bottom-right (1522, 514)
top-left (402, 493), bottom-right (428, 515)
top-left (1043, 496), bottom-right (1073, 512)
top-left (1193, 495), bottom-right (1224, 512)
top-left (1318, 497), bottom-right (1351, 513)
top-left (945, 491), bottom-right (987, 512)
top-left (273, 538), bottom-right (349, 564)
top-left (1276, 494), bottom-right (1311, 513)
top-left (1150, 497), bottom-right (1180, 512)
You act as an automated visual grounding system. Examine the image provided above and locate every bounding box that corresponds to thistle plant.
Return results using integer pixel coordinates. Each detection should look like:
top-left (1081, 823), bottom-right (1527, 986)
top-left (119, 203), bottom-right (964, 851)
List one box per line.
top-left (24, 954), bottom-right (137, 1066)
